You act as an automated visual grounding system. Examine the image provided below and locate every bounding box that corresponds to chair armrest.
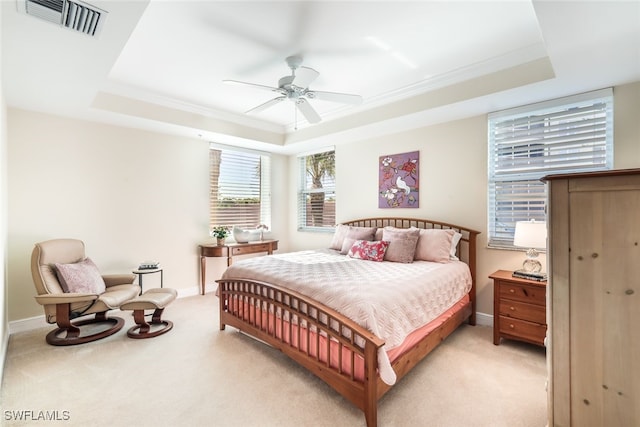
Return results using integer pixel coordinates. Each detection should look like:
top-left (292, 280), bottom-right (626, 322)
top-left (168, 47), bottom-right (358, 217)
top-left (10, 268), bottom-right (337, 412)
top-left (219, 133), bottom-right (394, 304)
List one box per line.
top-left (35, 293), bottom-right (99, 305)
top-left (103, 274), bottom-right (136, 287)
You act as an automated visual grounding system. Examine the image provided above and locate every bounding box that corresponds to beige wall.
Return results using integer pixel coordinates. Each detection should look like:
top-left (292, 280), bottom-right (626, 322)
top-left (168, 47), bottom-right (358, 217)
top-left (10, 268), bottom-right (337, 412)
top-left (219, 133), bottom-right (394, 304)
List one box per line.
top-left (5, 109), bottom-right (289, 322)
top-left (0, 102), bottom-right (6, 366)
top-left (1, 0), bottom-right (7, 376)
top-left (5, 81), bottom-right (640, 323)
top-left (288, 81), bottom-right (640, 318)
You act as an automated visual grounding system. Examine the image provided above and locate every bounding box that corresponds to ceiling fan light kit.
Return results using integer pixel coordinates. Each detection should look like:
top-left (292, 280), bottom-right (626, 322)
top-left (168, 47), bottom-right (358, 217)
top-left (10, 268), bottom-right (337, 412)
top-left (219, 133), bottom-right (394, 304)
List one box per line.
top-left (224, 55), bottom-right (362, 127)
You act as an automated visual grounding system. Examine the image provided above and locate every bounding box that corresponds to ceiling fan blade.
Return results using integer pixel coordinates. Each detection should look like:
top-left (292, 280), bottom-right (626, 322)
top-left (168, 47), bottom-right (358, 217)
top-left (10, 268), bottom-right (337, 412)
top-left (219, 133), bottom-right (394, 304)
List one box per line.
top-left (305, 90), bottom-right (363, 105)
top-left (295, 98), bottom-right (321, 123)
top-left (292, 66), bottom-right (319, 89)
top-left (223, 80), bottom-right (285, 95)
top-left (246, 96), bottom-right (286, 114)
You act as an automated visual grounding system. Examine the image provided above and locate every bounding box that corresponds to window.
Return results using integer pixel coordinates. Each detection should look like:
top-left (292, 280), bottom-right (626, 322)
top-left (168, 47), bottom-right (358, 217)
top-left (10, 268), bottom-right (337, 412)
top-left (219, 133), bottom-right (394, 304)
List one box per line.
top-left (209, 144), bottom-right (271, 232)
top-left (488, 88), bottom-right (613, 248)
top-left (297, 149), bottom-right (336, 232)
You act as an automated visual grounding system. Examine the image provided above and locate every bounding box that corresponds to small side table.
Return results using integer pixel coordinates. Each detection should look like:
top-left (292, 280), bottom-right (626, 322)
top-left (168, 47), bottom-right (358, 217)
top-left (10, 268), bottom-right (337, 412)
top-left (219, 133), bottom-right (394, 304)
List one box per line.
top-left (199, 240), bottom-right (278, 295)
top-left (490, 269), bottom-right (547, 347)
top-left (132, 268), bottom-right (163, 295)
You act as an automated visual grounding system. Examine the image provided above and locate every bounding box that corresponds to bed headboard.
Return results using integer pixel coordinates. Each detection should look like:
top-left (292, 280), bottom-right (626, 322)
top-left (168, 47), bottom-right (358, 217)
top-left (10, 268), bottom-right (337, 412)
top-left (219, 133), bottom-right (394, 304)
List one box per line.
top-left (341, 217), bottom-right (480, 323)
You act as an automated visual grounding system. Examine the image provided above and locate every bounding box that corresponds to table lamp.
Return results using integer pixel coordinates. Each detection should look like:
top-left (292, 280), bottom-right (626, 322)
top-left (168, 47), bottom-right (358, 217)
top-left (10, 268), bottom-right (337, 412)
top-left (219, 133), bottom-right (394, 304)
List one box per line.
top-left (513, 219), bottom-right (547, 273)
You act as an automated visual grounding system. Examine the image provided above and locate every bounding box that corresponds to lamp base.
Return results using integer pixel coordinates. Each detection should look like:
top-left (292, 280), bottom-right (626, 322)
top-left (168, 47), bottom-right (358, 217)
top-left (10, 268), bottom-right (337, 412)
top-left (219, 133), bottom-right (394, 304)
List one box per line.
top-left (521, 248), bottom-right (542, 273)
top-left (521, 258), bottom-right (542, 273)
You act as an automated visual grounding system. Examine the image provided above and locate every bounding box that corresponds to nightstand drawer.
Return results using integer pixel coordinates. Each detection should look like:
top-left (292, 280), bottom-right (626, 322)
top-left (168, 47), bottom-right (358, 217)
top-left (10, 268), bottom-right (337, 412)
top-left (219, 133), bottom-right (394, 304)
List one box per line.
top-left (498, 281), bottom-right (546, 305)
top-left (499, 300), bottom-right (546, 324)
top-left (498, 315), bottom-right (546, 345)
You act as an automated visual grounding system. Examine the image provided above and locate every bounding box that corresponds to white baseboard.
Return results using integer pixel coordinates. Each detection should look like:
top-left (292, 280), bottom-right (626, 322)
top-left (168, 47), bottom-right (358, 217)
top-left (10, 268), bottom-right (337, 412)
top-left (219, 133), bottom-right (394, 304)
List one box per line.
top-left (9, 285), bottom-right (202, 334)
top-left (475, 311), bottom-right (493, 327)
top-left (0, 329), bottom-right (8, 382)
top-left (9, 288), bottom-right (492, 333)
top-left (8, 314), bottom-right (48, 334)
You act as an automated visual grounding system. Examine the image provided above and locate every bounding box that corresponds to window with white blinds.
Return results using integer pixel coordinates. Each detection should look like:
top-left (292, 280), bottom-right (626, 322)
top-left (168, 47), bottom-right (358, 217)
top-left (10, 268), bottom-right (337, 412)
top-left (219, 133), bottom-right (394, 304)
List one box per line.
top-left (297, 149), bottom-right (336, 232)
top-left (209, 144), bottom-right (271, 232)
top-left (488, 88), bottom-right (613, 248)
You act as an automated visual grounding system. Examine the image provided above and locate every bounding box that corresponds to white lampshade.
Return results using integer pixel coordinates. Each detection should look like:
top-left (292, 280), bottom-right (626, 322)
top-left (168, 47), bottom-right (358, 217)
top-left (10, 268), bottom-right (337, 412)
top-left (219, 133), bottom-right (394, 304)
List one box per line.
top-left (514, 220), bottom-right (547, 249)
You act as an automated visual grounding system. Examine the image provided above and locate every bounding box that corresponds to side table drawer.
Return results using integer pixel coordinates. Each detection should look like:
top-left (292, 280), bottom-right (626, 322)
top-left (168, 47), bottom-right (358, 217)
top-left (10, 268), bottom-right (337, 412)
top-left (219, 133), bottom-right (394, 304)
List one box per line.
top-left (498, 281), bottom-right (546, 305)
top-left (232, 243), bottom-right (270, 256)
top-left (499, 315), bottom-right (546, 345)
top-left (499, 299), bottom-right (545, 324)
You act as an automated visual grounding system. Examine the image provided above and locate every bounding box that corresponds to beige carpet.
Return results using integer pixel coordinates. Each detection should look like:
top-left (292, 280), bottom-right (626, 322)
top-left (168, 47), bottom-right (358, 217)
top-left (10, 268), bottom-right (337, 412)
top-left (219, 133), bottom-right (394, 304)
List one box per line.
top-left (1, 293), bottom-right (547, 427)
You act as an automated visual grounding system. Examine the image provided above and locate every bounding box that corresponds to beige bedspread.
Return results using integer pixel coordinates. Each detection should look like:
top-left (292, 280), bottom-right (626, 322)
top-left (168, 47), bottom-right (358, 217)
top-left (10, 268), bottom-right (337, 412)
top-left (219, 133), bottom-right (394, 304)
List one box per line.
top-left (220, 249), bottom-right (472, 385)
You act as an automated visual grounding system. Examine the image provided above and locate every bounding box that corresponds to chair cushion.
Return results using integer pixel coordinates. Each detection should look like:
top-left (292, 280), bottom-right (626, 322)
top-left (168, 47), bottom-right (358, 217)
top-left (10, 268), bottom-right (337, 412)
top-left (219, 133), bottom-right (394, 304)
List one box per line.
top-left (55, 257), bottom-right (106, 294)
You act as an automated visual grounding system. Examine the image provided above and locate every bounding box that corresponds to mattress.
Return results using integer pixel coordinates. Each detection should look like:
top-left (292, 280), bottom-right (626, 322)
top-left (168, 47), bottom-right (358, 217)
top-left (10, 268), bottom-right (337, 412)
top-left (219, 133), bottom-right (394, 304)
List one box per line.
top-left (221, 249), bottom-right (472, 385)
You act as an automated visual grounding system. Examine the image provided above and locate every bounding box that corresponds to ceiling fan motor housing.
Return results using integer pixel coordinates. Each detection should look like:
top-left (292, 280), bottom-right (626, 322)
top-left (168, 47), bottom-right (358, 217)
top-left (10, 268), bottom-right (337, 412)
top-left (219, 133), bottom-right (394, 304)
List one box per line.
top-left (278, 75), bottom-right (303, 98)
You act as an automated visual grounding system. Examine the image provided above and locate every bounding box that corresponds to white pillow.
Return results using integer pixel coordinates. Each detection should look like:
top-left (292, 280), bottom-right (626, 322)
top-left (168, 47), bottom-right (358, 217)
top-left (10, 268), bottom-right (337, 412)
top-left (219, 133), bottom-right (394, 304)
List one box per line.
top-left (450, 231), bottom-right (463, 260)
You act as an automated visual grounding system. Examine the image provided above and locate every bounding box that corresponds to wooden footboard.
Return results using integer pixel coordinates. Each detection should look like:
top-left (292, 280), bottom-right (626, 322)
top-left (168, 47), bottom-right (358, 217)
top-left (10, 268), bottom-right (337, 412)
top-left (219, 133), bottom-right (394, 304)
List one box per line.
top-left (217, 278), bottom-right (385, 426)
top-left (217, 218), bottom-right (479, 427)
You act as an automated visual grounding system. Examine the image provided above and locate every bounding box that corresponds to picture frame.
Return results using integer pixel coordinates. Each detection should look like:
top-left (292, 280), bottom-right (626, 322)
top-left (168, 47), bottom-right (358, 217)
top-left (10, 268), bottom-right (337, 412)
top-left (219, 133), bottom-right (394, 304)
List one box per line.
top-left (378, 151), bottom-right (419, 208)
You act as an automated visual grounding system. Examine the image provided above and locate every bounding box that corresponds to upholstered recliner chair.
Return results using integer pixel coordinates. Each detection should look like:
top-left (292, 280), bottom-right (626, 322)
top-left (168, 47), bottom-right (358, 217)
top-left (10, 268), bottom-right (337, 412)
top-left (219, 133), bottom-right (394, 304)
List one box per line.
top-left (31, 239), bottom-right (140, 346)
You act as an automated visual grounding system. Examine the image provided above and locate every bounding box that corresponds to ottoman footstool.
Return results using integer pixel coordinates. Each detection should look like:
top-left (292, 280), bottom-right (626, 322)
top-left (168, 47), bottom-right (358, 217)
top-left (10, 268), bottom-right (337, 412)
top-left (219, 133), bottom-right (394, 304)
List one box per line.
top-left (120, 288), bottom-right (177, 339)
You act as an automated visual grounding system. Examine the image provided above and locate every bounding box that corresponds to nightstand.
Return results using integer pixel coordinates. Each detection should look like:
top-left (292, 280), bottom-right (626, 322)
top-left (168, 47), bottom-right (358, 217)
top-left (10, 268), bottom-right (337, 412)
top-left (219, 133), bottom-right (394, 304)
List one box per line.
top-left (490, 270), bottom-right (547, 347)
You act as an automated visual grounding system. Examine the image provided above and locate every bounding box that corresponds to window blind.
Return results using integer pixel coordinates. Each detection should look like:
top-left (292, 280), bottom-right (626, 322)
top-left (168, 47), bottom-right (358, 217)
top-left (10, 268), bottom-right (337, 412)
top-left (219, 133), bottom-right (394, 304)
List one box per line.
top-left (209, 145), bottom-right (271, 231)
top-left (488, 88), bottom-right (613, 248)
top-left (297, 149), bottom-right (336, 232)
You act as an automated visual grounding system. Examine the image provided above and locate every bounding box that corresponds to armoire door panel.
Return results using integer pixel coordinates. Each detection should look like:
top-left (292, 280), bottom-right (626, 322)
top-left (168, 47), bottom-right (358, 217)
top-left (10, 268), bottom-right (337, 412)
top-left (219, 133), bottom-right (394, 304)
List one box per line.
top-left (545, 169), bottom-right (640, 427)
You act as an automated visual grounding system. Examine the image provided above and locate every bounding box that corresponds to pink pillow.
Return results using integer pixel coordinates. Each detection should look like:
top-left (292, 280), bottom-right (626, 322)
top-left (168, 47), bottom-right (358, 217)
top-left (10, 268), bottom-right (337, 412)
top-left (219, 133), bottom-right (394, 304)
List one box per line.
top-left (414, 229), bottom-right (455, 263)
top-left (55, 257), bottom-right (106, 294)
top-left (339, 226), bottom-right (377, 254)
top-left (348, 240), bottom-right (389, 262)
top-left (382, 227), bottom-right (420, 263)
top-left (329, 224), bottom-right (350, 251)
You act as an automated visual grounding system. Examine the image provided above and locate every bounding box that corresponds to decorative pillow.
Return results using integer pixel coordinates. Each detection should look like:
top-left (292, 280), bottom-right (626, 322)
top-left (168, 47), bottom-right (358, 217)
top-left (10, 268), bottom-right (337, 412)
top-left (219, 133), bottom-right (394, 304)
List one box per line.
top-left (348, 240), bottom-right (389, 262)
top-left (339, 226), bottom-right (377, 254)
top-left (55, 257), bottom-right (106, 294)
top-left (414, 228), bottom-right (455, 263)
top-left (382, 227), bottom-right (420, 263)
top-left (329, 224), bottom-right (350, 251)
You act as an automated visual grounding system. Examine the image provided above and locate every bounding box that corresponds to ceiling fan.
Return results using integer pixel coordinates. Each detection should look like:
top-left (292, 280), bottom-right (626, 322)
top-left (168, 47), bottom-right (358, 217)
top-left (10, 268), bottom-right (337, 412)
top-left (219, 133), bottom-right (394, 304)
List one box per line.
top-left (223, 55), bottom-right (363, 125)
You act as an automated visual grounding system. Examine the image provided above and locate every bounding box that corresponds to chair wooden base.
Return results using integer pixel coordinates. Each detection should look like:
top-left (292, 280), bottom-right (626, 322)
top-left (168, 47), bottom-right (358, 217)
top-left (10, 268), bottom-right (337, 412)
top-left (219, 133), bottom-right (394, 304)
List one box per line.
top-left (46, 315), bottom-right (124, 346)
top-left (126, 308), bottom-right (173, 339)
top-left (120, 289), bottom-right (177, 339)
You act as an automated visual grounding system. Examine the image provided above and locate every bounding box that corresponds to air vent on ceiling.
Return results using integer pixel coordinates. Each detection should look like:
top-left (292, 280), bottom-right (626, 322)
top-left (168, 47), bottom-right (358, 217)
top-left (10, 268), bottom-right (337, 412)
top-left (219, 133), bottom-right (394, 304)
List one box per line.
top-left (18, 0), bottom-right (107, 37)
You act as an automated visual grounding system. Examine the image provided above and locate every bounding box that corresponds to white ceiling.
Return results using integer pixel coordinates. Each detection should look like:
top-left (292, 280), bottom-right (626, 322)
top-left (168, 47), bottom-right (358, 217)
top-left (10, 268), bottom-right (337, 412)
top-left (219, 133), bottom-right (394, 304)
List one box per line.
top-left (2, 1), bottom-right (639, 154)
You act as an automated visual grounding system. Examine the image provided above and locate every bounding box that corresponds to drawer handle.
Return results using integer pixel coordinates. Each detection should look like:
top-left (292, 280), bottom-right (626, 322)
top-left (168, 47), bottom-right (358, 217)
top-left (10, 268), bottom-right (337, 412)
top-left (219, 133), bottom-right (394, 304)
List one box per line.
top-left (509, 289), bottom-right (515, 293)
top-left (509, 324), bottom-right (515, 329)
top-left (510, 306), bottom-right (515, 311)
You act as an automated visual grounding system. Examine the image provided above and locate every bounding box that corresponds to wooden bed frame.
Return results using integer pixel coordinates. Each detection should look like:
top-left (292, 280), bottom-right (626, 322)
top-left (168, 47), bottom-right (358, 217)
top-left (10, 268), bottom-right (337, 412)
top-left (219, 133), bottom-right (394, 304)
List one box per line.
top-left (217, 217), bottom-right (479, 427)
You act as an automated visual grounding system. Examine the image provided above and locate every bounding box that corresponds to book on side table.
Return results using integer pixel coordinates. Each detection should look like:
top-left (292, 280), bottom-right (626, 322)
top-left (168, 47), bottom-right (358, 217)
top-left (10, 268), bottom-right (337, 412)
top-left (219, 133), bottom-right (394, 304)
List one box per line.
top-left (138, 261), bottom-right (160, 270)
top-left (512, 269), bottom-right (547, 282)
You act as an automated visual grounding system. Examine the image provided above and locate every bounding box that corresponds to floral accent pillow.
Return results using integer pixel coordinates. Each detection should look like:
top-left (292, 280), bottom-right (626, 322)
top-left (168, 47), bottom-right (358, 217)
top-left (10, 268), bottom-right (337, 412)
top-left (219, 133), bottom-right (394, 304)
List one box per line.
top-left (347, 240), bottom-right (390, 262)
top-left (55, 257), bottom-right (106, 294)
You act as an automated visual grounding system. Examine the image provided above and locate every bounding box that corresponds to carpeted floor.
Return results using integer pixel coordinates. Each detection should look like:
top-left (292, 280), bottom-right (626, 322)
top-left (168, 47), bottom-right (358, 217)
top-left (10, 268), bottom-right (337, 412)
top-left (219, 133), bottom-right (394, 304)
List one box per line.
top-left (1, 292), bottom-right (547, 427)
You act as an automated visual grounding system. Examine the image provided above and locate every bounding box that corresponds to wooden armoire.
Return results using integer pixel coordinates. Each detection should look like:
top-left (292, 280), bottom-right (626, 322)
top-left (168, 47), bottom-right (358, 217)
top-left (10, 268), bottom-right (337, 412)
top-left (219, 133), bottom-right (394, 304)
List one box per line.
top-left (545, 169), bottom-right (640, 427)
